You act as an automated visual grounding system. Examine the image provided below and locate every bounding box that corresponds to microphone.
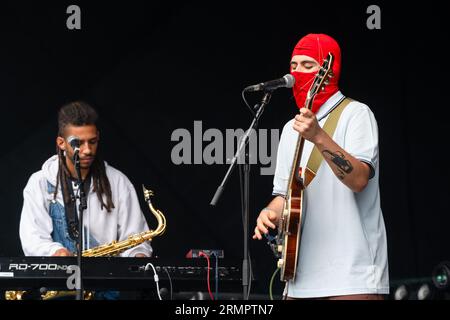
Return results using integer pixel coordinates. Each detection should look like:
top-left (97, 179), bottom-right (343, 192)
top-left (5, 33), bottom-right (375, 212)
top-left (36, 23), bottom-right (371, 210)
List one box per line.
top-left (244, 74), bottom-right (295, 92)
top-left (67, 136), bottom-right (80, 153)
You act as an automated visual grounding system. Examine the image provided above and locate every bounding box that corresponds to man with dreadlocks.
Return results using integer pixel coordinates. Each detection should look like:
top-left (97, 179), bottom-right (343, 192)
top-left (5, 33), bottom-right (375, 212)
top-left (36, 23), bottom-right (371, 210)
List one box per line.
top-left (252, 34), bottom-right (389, 299)
top-left (19, 101), bottom-right (152, 258)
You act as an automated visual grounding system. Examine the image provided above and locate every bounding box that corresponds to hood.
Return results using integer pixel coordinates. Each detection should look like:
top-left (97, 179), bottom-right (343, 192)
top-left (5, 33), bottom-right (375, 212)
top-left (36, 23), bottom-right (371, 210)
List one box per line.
top-left (42, 155), bottom-right (60, 186)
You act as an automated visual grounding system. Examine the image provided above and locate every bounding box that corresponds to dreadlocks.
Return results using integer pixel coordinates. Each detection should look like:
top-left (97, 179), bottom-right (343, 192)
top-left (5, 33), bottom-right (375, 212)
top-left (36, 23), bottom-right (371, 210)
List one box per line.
top-left (54, 101), bottom-right (115, 212)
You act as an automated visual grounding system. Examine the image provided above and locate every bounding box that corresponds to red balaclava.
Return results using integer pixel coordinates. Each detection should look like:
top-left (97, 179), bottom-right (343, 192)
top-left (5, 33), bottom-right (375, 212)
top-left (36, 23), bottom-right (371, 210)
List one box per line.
top-left (291, 33), bottom-right (341, 113)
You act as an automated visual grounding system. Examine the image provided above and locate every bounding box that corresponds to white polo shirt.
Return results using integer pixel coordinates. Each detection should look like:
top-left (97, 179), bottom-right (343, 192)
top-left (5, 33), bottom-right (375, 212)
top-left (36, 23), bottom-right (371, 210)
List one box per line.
top-left (273, 91), bottom-right (389, 298)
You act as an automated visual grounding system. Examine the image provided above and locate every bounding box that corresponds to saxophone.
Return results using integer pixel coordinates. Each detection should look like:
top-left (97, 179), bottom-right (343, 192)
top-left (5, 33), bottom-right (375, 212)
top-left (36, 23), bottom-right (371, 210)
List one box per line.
top-left (5, 185), bottom-right (166, 300)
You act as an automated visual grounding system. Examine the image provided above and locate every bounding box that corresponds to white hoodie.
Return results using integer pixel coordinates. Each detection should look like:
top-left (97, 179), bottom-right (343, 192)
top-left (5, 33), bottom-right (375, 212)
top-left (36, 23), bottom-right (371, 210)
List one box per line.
top-left (19, 155), bottom-right (153, 257)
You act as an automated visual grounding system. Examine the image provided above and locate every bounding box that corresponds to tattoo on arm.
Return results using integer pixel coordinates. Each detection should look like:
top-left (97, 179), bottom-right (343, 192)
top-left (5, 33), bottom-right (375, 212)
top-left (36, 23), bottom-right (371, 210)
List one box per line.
top-left (322, 150), bottom-right (353, 180)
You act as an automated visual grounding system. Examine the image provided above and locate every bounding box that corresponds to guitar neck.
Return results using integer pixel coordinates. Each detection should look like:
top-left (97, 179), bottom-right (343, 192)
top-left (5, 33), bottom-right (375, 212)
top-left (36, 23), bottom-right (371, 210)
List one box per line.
top-left (286, 97), bottom-right (313, 189)
top-left (288, 133), bottom-right (305, 188)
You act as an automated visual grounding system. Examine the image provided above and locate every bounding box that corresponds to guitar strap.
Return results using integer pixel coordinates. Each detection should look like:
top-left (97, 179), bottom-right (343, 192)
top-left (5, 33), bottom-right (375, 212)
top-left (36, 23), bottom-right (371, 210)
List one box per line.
top-left (305, 97), bottom-right (353, 184)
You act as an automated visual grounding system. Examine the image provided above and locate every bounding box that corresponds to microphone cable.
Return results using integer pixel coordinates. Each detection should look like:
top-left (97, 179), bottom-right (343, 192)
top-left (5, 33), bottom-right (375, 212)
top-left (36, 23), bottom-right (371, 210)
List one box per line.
top-left (242, 89), bottom-right (256, 117)
top-left (162, 267), bottom-right (173, 300)
top-left (199, 251), bottom-right (214, 300)
top-left (144, 263), bottom-right (162, 300)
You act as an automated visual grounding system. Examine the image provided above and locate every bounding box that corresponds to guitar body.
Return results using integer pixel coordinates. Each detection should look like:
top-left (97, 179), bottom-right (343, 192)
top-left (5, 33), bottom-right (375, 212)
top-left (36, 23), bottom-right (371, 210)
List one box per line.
top-left (276, 53), bottom-right (334, 282)
top-left (279, 180), bottom-right (303, 281)
top-left (278, 166), bottom-right (316, 281)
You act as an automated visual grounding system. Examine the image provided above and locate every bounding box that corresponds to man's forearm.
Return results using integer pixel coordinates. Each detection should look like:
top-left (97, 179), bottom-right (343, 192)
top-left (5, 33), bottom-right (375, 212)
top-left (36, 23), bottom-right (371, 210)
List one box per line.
top-left (314, 130), bottom-right (370, 193)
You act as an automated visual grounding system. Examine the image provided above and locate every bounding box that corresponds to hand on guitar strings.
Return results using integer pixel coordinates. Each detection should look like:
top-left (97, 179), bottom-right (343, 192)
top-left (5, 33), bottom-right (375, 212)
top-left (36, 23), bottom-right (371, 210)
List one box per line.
top-left (293, 108), bottom-right (324, 144)
top-left (253, 208), bottom-right (278, 240)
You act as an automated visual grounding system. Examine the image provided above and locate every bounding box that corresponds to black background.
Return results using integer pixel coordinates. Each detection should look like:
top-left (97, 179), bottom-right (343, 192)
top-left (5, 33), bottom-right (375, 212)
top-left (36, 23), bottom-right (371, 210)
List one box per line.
top-left (0, 1), bottom-right (448, 298)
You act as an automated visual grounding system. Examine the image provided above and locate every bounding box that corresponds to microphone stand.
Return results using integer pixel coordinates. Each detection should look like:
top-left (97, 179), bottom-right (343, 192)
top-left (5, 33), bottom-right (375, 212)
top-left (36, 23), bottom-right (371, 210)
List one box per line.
top-left (73, 151), bottom-right (87, 301)
top-left (210, 90), bottom-right (272, 300)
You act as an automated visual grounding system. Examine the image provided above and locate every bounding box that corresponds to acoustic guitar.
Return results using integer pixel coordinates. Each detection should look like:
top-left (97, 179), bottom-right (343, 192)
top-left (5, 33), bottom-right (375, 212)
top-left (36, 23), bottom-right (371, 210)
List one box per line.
top-left (277, 52), bottom-right (335, 281)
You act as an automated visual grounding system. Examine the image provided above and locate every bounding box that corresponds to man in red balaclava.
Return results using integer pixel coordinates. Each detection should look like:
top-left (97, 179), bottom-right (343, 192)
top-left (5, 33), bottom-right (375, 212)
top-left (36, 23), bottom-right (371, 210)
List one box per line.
top-left (253, 34), bottom-right (389, 300)
top-left (290, 33), bottom-right (341, 114)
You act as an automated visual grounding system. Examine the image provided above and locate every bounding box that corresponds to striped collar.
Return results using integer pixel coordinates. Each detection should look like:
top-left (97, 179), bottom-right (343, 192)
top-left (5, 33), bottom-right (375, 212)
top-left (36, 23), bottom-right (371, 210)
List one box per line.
top-left (316, 91), bottom-right (346, 121)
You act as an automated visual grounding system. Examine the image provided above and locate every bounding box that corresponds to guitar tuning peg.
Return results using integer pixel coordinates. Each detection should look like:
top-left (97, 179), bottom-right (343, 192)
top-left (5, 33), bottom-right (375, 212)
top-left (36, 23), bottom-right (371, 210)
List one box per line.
top-left (321, 86), bottom-right (326, 91)
top-left (324, 80), bottom-right (329, 85)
